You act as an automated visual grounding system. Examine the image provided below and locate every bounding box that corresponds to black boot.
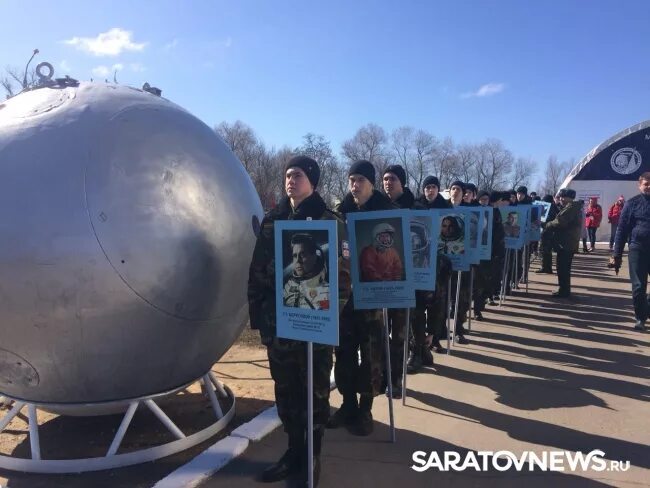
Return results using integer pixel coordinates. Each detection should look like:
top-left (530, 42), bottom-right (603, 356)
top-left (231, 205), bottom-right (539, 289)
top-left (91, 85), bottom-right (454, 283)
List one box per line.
top-left (421, 345), bottom-right (434, 366)
top-left (407, 347), bottom-right (423, 374)
top-left (260, 427), bottom-right (302, 482)
top-left (386, 376), bottom-right (402, 399)
top-left (350, 395), bottom-right (373, 436)
top-left (326, 394), bottom-right (358, 429)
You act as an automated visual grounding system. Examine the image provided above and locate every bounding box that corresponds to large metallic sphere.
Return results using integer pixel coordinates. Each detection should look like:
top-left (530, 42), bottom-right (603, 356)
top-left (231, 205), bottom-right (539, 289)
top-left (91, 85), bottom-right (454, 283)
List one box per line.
top-left (0, 82), bottom-right (262, 403)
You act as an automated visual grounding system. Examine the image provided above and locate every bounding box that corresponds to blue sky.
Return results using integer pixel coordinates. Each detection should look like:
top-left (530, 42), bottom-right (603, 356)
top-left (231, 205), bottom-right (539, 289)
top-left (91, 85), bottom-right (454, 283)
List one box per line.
top-left (2, 0), bottom-right (650, 180)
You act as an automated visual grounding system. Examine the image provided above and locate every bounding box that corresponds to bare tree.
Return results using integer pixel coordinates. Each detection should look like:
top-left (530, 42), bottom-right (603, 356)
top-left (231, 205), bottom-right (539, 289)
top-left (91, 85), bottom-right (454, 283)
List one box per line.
top-left (296, 133), bottom-right (346, 205)
top-left (431, 137), bottom-right (459, 188)
top-left (411, 130), bottom-right (437, 194)
top-left (215, 120), bottom-right (282, 209)
top-left (2, 49), bottom-right (40, 99)
top-left (510, 157), bottom-right (537, 190)
top-left (341, 123), bottom-right (389, 182)
top-left (474, 138), bottom-right (514, 191)
top-left (541, 155), bottom-right (572, 196)
top-left (455, 143), bottom-right (477, 186)
top-left (391, 126), bottom-right (415, 186)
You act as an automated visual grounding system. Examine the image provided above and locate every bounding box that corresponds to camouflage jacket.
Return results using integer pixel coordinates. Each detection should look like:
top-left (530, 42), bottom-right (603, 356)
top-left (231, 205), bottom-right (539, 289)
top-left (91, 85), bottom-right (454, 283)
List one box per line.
top-left (247, 192), bottom-right (351, 342)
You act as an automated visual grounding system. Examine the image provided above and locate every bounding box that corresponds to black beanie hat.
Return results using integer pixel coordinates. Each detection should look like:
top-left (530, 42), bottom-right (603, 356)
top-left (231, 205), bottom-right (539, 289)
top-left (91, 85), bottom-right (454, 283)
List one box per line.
top-left (284, 155), bottom-right (320, 188)
top-left (450, 180), bottom-right (465, 191)
top-left (516, 186), bottom-right (528, 194)
top-left (489, 190), bottom-right (501, 203)
top-left (559, 188), bottom-right (576, 199)
top-left (422, 175), bottom-right (440, 190)
top-left (542, 194), bottom-right (554, 203)
top-left (349, 159), bottom-right (376, 185)
top-left (477, 190), bottom-right (490, 200)
top-left (384, 164), bottom-right (407, 187)
top-left (465, 183), bottom-right (477, 194)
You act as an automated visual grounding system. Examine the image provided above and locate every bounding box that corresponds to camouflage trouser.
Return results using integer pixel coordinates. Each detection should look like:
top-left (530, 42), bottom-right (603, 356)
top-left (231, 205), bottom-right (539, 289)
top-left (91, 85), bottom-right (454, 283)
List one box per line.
top-left (473, 262), bottom-right (492, 314)
top-left (384, 308), bottom-right (407, 386)
top-left (450, 270), bottom-right (471, 334)
top-left (412, 285), bottom-right (448, 348)
top-left (491, 254), bottom-right (505, 297)
top-left (334, 303), bottom-right (384, 397)
top-left (267, 337), bottom-right (333, 432)
top-left (540, 231), bottom-right (553, 270)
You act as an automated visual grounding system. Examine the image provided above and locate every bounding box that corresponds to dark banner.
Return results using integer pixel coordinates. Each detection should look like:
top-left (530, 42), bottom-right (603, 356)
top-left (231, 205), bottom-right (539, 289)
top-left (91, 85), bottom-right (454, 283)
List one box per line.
top-left (573, 127), bottom-right (650, 181)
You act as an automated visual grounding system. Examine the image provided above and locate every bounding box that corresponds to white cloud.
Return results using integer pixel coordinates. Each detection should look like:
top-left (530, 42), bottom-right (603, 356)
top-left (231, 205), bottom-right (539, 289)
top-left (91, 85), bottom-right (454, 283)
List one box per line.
top-left (130, 63), bottom-right (146, 72)
top-left (91, 63), bottom-right (123, 78)
top-left (92, 65), bottom-right (109, 77)
top-left (64, 28), bottom-right (147, 56)
top-left (461, 82), bottom-right (506, 99)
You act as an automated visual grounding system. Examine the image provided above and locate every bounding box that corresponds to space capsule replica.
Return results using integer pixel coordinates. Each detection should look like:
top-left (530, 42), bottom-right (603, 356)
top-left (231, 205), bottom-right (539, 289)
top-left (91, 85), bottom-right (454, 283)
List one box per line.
top-left (0, 71), bottom-right (263, 404)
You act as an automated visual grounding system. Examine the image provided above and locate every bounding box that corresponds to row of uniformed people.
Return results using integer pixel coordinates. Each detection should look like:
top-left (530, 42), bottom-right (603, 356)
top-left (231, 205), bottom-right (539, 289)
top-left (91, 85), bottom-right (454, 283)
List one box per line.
top-left (247, 156), bottom-right (512, 486)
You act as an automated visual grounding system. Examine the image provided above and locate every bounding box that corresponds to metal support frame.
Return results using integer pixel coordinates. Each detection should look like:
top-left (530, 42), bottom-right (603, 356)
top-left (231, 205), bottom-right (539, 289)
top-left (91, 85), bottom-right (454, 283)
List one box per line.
top-left (513, 250), bottom-right (519, 290)
top-left (307, 342), bottom-right (314, 488)
top-left (0, 372), bottom-right (235, 473)
top-left (382, 308), bottom-right (396, 443)
top-left (524, 244), bottom-right (530, 295)
top-left (401, 308), bottom-right (410, 405)
top-left (468, 267), bottom-right (474, 332)
top-left (499, 248), bottom-right (511, 306)
top-left (452, 271), bottom-right (462, 346)
top-left (446, 275), bottom-right (452, 354)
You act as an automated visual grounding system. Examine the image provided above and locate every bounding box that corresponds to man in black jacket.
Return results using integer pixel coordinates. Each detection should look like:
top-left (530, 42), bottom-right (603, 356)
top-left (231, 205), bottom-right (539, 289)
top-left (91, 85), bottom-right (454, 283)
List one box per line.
top-left (613, 172), bottom-right (650, 331)
top-left (329, 160), bottom-right (397, 436)
top-left (381, 165), bottom-right (413, 396)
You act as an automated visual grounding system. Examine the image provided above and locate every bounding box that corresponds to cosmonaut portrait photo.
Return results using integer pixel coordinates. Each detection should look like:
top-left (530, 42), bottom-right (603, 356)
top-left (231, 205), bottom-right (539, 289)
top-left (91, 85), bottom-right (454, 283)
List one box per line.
top-left (438, 213), bottom-right (466, 255)
top-left (281, 230), bottom-right (330, 311)
top-left (410, 217), bottom-right (432, 269)
top-left (353, 217), bottom-right (406, 283)
top-left (502, 209), bottom-right (521, 238)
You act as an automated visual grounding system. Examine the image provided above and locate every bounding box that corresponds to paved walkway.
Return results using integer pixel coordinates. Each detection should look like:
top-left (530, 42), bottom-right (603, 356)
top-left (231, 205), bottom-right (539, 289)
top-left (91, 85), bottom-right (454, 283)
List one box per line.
top-left (204, 250), bottom-right (650, 487)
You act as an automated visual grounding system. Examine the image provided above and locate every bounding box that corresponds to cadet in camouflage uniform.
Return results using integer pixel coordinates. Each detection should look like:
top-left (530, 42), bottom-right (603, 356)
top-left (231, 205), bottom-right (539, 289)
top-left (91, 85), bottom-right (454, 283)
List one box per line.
top-left (448, 180), bottom-right (470, 344)
top-left (408, 175), bottom-right (451, 373)
top-left (381, 165), bottom-right (414, 397)
top-left (248, 156), bottom-right (350, 486)
top-left (328, 160), bottom-right (397, 436)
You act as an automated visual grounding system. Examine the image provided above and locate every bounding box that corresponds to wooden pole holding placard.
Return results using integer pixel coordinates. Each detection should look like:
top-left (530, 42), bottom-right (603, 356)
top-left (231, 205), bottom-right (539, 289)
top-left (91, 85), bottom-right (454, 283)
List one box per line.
top-left (382, 308), bottom-right (396, 442)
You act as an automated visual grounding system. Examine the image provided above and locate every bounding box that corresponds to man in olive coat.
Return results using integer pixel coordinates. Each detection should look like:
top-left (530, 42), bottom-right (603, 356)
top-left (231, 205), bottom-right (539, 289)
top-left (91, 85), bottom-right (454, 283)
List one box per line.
top-left (544, 188), bottom-right (583, 298)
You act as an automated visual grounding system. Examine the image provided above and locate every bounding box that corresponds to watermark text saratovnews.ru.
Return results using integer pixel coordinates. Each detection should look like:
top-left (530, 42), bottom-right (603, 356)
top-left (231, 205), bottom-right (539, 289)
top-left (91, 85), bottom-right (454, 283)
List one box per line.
top-left (412, 450), bottom-right (630, 473)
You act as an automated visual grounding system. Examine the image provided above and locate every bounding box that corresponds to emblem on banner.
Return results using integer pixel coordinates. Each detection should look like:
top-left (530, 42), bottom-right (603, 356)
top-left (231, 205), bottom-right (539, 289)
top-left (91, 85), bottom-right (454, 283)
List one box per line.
top-left (610, 148), bottom-right (642, 175)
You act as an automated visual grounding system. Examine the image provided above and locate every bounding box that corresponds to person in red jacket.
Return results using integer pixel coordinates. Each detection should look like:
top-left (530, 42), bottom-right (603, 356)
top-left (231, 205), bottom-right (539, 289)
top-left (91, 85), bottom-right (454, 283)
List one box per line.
top-left (585, 196), bottom-right (603, 252)
top-left (608, 195), bottom-right (625, 251)
top-left (359, 223), bottom-right (404, 282)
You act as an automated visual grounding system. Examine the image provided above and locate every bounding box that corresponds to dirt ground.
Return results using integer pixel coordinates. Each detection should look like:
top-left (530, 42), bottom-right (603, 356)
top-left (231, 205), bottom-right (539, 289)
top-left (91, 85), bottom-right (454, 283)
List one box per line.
top-left (0, 327), bottom-right (273, 488)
